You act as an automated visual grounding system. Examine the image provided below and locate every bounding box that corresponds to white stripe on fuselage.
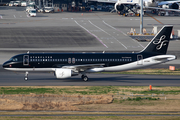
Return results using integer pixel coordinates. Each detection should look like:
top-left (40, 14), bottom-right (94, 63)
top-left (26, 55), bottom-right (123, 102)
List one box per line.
top-left (4, 68), bottom-right (56, 72)
top-left (85, 55), bottom-right (176, 73)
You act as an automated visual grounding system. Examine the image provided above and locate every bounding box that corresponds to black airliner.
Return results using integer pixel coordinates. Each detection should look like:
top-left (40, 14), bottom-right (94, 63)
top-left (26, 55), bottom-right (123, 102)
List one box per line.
top-left (3, 25), bottom-right (176, 81)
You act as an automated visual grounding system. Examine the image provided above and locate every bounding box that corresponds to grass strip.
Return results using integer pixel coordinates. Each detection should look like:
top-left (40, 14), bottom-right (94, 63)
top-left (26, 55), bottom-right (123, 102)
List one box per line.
top-left (0, 86), bottom-right (180, 95)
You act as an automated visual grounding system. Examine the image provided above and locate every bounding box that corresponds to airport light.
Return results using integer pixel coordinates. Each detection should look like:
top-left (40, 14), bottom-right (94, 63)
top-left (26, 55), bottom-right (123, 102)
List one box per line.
top-left (39, 0), bottom-right (41, 9)
top-left (140, 0), bottom-right (143, 35)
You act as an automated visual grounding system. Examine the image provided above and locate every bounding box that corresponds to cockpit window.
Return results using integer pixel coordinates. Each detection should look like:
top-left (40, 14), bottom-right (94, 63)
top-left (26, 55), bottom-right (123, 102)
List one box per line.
top-left (9, 58), bottom-right (13, 61)
top-left (13, 58), bottom-right (18, 61)
top-left (9, 58), bottom-right (18, 61)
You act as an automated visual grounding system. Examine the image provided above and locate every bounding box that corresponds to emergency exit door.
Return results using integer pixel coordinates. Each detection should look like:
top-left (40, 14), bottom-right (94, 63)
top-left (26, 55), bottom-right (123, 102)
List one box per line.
top-left (137, 55), bottom-right (143, 65)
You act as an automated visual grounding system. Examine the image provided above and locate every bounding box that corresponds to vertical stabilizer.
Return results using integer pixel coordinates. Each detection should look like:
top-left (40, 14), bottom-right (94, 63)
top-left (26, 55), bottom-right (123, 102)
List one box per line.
top-left (140, 25), bottom-right (173, 55)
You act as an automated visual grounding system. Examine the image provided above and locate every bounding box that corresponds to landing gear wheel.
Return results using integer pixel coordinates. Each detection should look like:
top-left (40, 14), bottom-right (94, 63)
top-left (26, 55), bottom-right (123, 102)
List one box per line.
top-left (81, 75), bottom-right (88, 81)
top-left (83, 76), bottom-right (88, 82)
top-left (81, 75), bottom-right (84, 79)
top-left (24, 72), bottom-right (29, 81)
top-left (24, 77), bottom-right (28, 81)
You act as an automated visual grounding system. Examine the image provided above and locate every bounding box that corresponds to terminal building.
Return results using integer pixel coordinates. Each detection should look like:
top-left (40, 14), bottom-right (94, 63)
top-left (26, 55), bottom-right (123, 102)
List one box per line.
top-left (1, 0), bottom-right (114, 12)
top-left (35, 0), bottom-right (114, 12)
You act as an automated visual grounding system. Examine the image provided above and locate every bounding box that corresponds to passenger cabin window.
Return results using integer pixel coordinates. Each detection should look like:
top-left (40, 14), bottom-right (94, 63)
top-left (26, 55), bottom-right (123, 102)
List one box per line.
top-left (68, 58), bottom-right (71, 64)
top-left (72, 58), bottom-right (75, 64)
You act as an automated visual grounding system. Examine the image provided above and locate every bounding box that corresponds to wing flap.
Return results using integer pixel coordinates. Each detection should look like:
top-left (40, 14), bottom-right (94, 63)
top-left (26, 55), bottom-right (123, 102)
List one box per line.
top-left (62, 63), bottom-right (105, 71)
top-left (146, 6), bottom-right (180, 12)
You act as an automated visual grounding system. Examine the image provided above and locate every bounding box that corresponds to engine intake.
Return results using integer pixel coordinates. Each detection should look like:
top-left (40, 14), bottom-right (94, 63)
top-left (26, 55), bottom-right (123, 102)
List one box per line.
top-left (169, 3), bottom-right (179, 9)
top-left (116, 4), bottom-right (124, 11)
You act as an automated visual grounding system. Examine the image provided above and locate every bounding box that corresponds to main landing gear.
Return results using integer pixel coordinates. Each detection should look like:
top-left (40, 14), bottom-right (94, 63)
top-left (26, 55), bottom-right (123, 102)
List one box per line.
top-left (24, 72), bottom-right (28, 81)
top-left (81, 74), bottom-right (88, 82)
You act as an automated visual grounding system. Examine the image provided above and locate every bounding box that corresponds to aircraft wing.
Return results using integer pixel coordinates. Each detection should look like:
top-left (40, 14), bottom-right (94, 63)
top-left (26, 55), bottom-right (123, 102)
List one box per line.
top-left (158, 1), bottom-right (180, 6)
top-left (61, 63), bottom-right (105, 72)
top-left (146, 6), bottom-right (180, 12)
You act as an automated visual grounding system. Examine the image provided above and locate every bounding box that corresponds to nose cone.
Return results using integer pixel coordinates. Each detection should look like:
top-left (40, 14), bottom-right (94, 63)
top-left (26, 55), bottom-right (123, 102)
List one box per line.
top-left (2, 61), bottom-right (9, 68)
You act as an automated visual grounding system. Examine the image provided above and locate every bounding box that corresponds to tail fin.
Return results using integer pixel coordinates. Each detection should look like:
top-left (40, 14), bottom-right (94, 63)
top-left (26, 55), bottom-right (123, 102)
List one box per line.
top-left (140, 25), bottom-right (173, 55)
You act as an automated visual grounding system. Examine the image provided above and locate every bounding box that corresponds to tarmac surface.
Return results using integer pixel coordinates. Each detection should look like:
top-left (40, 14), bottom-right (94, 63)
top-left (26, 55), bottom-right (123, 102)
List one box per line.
top-left (0, 66), bottom-right (179, 86)
top-left (0, 6), bottom-right (180, 86)
top-left (0, 27), bottom-right (99, 48)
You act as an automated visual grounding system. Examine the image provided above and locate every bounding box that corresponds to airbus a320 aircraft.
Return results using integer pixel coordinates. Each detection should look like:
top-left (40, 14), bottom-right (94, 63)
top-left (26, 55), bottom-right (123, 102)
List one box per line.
top-left (3, 25), bottom-right (176, 81)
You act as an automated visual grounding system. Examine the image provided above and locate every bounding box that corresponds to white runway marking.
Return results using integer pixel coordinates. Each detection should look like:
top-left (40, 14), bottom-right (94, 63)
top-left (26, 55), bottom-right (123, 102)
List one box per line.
top-left (25, 12), bottom-right (30, 17)
top-left (26, 14), bottom-right (29, 17)
top-left (103, 21), bottom-right (127, 36)
top-left (62, 18), bottom-right (68, 19)
top-left (88, 20), bottom-right (127, 49)
top-left (131, 39), bottom-right (145, 48)
top-left (14, 15), bottom-right (16, 18)
top-left (74, 20), bottom-right (108, 48)
top-left (103, 20), bottom-right (144, 49)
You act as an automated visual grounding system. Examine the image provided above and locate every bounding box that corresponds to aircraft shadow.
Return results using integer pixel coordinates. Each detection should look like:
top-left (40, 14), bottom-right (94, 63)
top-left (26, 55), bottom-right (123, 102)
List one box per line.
top-left (28, 74), bottom-right (180, 83)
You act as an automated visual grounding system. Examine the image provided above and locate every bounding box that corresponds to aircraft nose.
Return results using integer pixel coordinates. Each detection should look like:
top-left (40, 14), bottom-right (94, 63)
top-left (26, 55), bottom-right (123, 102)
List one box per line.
top-left (2, 61), bottom-right (8, 68)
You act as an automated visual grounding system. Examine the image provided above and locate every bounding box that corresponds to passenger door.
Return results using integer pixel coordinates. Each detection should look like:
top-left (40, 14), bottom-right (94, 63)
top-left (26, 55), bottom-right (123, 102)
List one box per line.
top-left (23, 55), bottom-right (29, 66)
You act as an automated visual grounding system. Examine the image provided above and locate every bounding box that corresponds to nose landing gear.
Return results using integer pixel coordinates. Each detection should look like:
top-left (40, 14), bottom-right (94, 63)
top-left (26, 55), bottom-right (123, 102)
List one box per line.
top-left (24, 72), bottom-right (28, 81)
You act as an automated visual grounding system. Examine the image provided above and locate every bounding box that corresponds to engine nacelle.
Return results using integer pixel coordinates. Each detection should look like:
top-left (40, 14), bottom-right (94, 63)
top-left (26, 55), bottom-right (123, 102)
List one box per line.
top-left (115, 2), bottom-right (124, 11)
top-left (169, 3), bottom-right (179, 9)
top-left (55, 69), bottom-right (72, 79)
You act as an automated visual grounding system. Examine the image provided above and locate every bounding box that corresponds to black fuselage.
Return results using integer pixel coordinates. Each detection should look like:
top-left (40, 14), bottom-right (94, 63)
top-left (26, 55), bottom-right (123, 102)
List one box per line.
top-left (3, 52), bottom-right (154, 69)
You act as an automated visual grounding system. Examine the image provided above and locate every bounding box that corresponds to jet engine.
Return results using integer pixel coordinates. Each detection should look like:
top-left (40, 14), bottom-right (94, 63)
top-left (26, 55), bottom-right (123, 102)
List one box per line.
top-left (169, 3), bottom-right (179, 9)
top-left (55, 69), bottom-right (78, 79)
top-left (162, 2), bottom-right (179, 9)
top-left (115, 2), bottom-right (125, 11)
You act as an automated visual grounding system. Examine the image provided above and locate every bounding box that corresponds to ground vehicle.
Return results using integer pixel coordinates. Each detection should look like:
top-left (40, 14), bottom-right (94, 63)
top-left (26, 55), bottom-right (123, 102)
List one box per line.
top-left (106, 5), bottom-right (113, 12)
top-left (97, 5), bottom-right (102, 11)
top-left (38, 8), bottom-right (45, 13)
top-left (44, 7), bottom-right (54, 13)
top-left (9, 1), bottom-right (14, 6)
top-left (26, 4), bottom-right (35, 12)
top-left (14, 1), bottom-right (21, 6)
top-left (90, 5), bottom-right (95, 11)
top-left (29, 9), bottom-right (36, 17)
top-left (21, 1), bottom-right (27, 6)
top-left (29, 2), bottom-right (35, 5)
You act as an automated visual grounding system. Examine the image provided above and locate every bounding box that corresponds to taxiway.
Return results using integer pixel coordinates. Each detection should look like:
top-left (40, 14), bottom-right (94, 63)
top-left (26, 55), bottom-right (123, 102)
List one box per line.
top-left (0, 6), bottom-right (180, 85)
